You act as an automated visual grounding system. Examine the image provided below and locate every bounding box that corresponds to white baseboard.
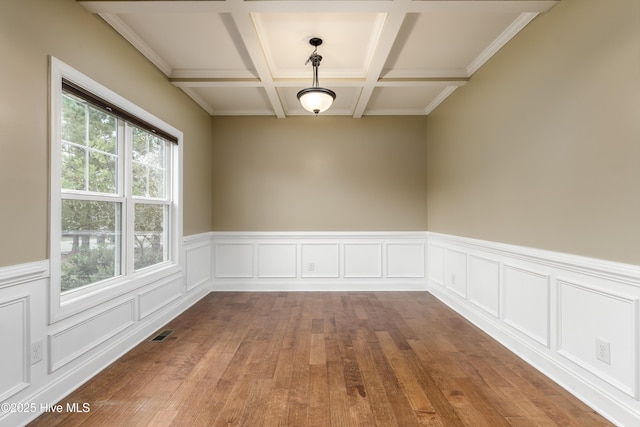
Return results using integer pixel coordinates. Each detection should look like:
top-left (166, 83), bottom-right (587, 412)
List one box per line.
top-left (427, 232), bottom-right (640, 427)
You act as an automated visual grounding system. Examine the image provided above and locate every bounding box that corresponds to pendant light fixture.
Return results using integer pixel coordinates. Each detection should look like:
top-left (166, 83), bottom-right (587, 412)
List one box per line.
top-left (297, 38), bottom-right (336, 115)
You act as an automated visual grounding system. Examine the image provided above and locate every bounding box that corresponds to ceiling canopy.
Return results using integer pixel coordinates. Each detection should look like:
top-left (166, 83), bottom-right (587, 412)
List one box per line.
top-left (79, 0), bottom-right (558, 118)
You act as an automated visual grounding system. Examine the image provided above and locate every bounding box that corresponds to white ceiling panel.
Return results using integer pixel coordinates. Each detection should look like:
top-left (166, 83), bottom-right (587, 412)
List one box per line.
top-left (384, 11), bottom-right (521, 76)
top-left (118, 12), bottom-right (255, 76)
top-left (79, 0), bottom-right (559, 118)
top-left (366, 86), bottom-right (446, 115)
top-left (188, 86), bottom-right (273, 115)
top-left (252, 12), bottom-right (386, 78)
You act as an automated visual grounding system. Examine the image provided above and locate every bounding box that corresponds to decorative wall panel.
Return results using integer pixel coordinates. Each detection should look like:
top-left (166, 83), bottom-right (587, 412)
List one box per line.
top-left (138, 277), bottom-right (182, 320)
top-left (0, 296), bottom-right (29, 401)
top-left (558, 280), bottom-right (638, 397)
top-left (301, 243), bottom-right (340, 278)
top-left (468, 255), bottom-right (500, 317)
top-left (49, 299), bottom-right (135, 371)
top-left (444, 248), bottom-right (467, 298)
top-left (186, 239), bottom-right (212, 291)
top-left (344, 243), bottom-right (382, 278)
top-left (258, 244), bottom-right (297, 278)
top-left (503, 265), bottom-right (550, 347)
top-left (214, 243), bottom-right (253, 278)
top-left (387, 243), bottom-right (425, 278)
top-left (427, 244), bottom-right (445, 286)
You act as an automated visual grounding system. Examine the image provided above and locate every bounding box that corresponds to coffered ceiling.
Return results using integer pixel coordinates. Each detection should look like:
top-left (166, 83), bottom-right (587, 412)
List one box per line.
top-left (79, 1), bottom-right (558, 118)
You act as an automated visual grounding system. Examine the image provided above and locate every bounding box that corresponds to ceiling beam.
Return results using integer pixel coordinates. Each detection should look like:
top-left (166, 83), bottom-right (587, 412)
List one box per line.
top-left (226, 0), bottom-right (286, 118)
top-left (352, 0), bottom-right (410, 118)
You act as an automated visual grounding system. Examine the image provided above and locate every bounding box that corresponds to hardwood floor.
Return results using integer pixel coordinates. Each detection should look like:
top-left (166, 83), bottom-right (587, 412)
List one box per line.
top-left (29, 292), bottom-right (613, 426)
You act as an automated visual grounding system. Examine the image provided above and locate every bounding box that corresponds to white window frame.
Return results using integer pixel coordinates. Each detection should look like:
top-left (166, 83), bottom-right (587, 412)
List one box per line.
top-left (49, 57), bottom-right (183, 323)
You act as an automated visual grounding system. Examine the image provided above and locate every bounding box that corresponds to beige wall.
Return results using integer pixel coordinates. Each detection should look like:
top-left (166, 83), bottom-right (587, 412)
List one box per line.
top-left (211, 116), bottom-right (428, 231)
top-left (0, 0), bottom-right (213, 267)
top-left (426, 0), bottom-right (640, 264)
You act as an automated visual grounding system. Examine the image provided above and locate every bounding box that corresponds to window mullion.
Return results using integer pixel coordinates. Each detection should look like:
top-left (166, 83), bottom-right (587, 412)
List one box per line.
top-left (84, 102), bottom-right (90, 192)
top-left (124, 122), bottom-right (135, 277)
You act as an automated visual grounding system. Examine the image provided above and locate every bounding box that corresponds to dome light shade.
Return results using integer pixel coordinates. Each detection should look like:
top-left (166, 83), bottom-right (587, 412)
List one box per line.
top-left (297, 87), bottom-right (336, 114)
top-left (297, 38), bottom-right (335, 115)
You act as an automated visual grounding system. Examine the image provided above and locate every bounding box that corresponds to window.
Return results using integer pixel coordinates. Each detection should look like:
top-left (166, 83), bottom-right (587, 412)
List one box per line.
top-left (50, 58), bottom-right (182, 319)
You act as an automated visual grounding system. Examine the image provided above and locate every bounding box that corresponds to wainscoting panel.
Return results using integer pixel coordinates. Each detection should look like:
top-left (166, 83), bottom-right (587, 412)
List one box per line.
top-left (444, 248), bottom-right (467, 298)
top-left (503, 264), bottom-right (550, 347)
top-left (49, 299), bottom-right (136, 372)
top-left (185, 237), bottom-right (212, 291)
top-left (258, 244), bottom-right (297, 278)
top-left (558, 279), bottom-right (638, 397)
top-left (214, 243), bottom-right (253, 278)
top-left (0, 296), bottom-right (29, 402)
top-left (344, 243), bottom-right (382, 278)
top-left (427, 244), bottom-right (445, 286)
top-left (212, 232), bottom-right (428, 291)
top-left (300, 243), bottom-right (340, 278)
top-left (468, 255), bottom-right (500, 318)
top-left (138, 275), bottom-right (183, 320)
top-left (426, 232), bottom-right (640, 427)
top-left (386, 243), bottom-right (425, 278)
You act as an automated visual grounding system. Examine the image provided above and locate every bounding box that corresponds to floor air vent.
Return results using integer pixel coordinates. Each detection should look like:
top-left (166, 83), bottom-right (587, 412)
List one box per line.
top-left (151, 329), bottom-right (174, 342)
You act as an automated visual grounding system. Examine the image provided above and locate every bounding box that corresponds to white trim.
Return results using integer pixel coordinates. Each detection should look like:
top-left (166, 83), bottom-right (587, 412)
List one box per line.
top-left (0, 296), bottom-right (30, 402)
top-left (99, 13), bottom-right (173, 76)
top-left (428, 232), bottom-right (640, 286)
top-left (466, 12), bottom-right (539, 76)
top-left (502, 264), bottom-right (550, 347)
top-left (424, 86), bottom-right (458, 115)
top-left (48, 299), bottom-right (136, 372)
top-left (211, 231), bottom-right (428, 291)
top-left (0, 261), bottom-right (49, 289)
top-left (556, 278), bottom-right (639, 398)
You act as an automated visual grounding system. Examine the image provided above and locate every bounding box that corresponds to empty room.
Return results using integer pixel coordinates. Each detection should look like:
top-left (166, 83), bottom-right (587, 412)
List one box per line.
top-left (1, 0), bottom-right (638, 425)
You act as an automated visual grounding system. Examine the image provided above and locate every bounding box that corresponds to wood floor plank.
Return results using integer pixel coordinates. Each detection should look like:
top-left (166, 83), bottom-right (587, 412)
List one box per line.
top-left (366, 339), bottom-right (422, 426)
top-left (452, 378), bottom-right (513, 427)
top-left (286, 314), bottom-right (311, 426)
top-left (402, 345), bottom-right (467, 427)
top-left (28, 292), bottom-right (615, 427)
top-left (326, 359), bottom-right (354, 427)
top-left (350, 335), bottom-right (398, 426)
top-left (308, 365), bottom-right (330, 427)
top-left (375, 331), bottom-right (437, 416)
top-left (237, 378), bottom-right (274, 427)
